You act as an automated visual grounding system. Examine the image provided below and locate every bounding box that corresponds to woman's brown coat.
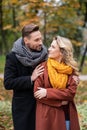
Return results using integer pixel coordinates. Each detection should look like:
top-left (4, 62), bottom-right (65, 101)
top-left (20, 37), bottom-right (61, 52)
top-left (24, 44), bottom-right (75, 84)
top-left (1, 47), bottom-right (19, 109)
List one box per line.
top-left (34, 62), bottom-right (80, 130)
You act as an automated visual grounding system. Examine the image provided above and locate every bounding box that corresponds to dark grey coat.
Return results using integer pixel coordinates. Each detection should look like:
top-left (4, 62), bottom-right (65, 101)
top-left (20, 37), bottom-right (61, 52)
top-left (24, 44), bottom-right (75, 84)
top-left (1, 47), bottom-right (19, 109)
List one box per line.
top-left (4, 52), bottom-right (36, 130)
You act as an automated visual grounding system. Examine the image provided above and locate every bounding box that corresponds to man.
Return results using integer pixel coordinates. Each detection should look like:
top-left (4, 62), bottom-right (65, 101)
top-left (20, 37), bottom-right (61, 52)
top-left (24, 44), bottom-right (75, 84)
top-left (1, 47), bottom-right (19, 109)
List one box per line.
top-left (4, 23), bottom-right (48, 130)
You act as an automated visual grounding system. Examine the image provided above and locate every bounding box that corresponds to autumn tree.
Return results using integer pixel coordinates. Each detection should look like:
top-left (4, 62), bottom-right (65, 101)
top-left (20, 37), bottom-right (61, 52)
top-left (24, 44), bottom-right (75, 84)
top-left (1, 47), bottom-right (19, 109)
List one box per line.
top-left (0, 0), bottom-right (85, 57)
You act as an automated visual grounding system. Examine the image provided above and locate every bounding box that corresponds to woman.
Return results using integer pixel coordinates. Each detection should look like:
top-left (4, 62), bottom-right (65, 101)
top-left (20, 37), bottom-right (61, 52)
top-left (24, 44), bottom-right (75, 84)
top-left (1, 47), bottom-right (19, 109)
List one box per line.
top-left (34, 36), bottom-right (80, 130)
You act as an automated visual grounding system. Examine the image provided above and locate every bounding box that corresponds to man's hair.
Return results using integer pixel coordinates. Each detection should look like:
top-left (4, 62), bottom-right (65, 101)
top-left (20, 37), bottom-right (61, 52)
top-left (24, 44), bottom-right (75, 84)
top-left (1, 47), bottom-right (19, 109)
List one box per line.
top-left (22, 23), bottom-right (39, 37)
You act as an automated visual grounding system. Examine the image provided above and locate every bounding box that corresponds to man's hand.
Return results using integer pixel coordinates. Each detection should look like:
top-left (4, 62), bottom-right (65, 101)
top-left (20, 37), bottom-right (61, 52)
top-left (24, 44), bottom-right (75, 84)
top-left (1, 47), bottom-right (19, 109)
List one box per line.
top-left (31, 65), bottom-right (44, 82)
top-left (34, 87), bottom-right (47, 99)
top-left (73, 75), bottom-right (80, 85)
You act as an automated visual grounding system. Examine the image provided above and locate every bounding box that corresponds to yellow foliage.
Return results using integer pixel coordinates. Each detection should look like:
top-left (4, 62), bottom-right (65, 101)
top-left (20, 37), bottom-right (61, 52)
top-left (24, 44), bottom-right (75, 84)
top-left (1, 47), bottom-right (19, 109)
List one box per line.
top-left (3, 25), bottom-right (12, 30)
top-left (0, 95), bottom-right (4, 101)
top-left (71, 40), bottom-right (82, 46)
top-left (83, 100), bottom-right (87, 103)
top-left (19, 18), bottom-right (39, 29)
top-left (11, 0), bottom-right (18, 4)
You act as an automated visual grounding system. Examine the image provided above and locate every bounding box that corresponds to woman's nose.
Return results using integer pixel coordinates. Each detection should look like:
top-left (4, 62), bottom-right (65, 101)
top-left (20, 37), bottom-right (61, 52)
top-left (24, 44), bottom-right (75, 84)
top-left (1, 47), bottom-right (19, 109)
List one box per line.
top-left (48, 47), bottom-right (51, 51)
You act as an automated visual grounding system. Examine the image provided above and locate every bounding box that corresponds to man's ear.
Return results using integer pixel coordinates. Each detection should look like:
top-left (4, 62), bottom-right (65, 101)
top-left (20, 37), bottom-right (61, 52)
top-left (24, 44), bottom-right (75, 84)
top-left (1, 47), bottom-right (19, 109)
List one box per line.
top-left (24, 37), bottom-right (28, 44)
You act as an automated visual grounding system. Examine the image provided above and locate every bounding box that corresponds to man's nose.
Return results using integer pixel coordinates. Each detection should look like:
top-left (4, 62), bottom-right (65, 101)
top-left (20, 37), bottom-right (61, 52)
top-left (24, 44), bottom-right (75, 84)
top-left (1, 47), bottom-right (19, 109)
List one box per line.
top-left (39, 41), bottom-right (43, 45)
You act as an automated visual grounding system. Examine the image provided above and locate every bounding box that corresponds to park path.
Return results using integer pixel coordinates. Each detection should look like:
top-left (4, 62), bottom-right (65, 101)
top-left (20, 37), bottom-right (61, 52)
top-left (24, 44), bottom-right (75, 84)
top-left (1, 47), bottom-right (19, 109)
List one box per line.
top-left (0, 74), bottom-right (3, 79)
top-left (79, 75), bottom-right (87, 81)
top-left (0, 73), bottom-right (87, 81)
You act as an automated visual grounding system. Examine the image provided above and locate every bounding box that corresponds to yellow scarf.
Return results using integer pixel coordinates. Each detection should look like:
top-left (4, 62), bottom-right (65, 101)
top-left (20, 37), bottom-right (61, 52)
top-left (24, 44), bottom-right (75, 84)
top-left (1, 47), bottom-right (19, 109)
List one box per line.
top-left (47, 58), bottom-right (73, 89)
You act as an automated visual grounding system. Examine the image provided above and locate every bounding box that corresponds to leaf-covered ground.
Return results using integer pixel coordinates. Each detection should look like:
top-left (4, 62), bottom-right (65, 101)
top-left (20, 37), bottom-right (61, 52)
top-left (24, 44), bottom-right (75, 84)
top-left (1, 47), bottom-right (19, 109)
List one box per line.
top-left (0, 78), bottom-right (87, 130)
top-left (75, 81), bottom-right (87, 130)
top-left (0, 78), bottom-right (13, 130)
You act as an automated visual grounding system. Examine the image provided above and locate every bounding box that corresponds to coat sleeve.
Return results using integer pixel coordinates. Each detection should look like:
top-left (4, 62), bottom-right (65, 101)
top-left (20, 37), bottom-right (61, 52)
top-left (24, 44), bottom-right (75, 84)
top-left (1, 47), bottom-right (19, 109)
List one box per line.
top-left (34, 76), bottom-right (62, 107)
top-left (47, 75), bottom-right (78, 101)
top-left (4, 53), bottom-right (33, 90)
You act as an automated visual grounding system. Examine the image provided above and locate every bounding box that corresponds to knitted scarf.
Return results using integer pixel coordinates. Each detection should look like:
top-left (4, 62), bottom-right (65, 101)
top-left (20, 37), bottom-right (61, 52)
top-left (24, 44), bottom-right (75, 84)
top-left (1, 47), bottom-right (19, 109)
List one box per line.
top-left (47, 58), bottom-right (73, 89)
top-left (12, 37), bottom-right (48, 68)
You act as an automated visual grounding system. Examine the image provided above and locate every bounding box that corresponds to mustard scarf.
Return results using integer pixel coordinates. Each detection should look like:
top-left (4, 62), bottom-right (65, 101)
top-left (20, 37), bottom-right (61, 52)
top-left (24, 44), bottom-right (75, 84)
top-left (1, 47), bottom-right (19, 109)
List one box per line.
top-left (47, 58), bottom-right (73, 89)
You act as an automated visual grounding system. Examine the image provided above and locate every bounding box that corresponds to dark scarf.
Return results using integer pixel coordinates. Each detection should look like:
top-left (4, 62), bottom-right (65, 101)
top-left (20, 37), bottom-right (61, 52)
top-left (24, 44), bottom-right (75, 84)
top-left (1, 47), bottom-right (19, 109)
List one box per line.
top-left (12, 37), bottom-right (48, 68)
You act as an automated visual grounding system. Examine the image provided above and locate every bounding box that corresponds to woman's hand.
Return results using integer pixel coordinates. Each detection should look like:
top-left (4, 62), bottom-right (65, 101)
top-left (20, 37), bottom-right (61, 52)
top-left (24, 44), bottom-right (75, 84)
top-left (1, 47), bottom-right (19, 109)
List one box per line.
top-left (34, 87), bottom-right (47, 99)
top-left (61, 101), bottom-right (68, 105)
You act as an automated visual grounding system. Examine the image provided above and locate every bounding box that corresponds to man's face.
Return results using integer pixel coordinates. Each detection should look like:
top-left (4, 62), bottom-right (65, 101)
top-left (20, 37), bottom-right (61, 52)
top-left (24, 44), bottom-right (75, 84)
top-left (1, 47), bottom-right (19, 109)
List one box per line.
top-left (24, 31), bottom-right (43, 51)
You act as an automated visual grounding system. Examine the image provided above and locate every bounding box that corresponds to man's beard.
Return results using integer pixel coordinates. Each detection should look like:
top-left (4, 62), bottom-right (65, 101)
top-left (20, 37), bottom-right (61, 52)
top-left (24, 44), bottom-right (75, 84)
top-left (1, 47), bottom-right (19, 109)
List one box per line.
top-left (30, 46), bottom-right (42, 52)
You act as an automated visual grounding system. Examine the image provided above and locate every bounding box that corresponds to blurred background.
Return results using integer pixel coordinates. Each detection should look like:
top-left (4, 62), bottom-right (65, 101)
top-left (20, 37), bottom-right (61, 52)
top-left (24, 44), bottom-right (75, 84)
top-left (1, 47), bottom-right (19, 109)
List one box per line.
top-left (0, 0), bottom-right (87, 130)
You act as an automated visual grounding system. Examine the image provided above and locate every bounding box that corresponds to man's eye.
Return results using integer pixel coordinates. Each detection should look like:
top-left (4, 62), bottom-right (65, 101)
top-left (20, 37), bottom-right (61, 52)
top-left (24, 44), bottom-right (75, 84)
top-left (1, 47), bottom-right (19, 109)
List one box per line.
top-left (35, 39), bottom-right (39, 42)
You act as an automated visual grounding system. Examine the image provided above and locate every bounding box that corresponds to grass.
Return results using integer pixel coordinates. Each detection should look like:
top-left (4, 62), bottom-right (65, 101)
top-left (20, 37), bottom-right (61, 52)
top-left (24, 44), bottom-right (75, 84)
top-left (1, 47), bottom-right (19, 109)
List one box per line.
top-left (0, 55), bottom-right (5, 73)
top-left (81, 62), bottom-right (87, 75)
top-left (0, 78), bottom-right (13, 130)
top-left (75, 81), bottom-right (87, 130)
top-left (77, 103), bottom-right (87, 130)
top-left (0, 101), bottom-right (13, 130)
top-left (75, 81), bottom-right (87, 104)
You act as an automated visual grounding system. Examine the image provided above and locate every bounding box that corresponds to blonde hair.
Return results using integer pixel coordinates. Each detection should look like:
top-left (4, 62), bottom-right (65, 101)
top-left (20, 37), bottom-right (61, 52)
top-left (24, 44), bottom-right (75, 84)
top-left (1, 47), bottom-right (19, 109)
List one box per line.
top-left (55, 36), bottom-right (79, 75)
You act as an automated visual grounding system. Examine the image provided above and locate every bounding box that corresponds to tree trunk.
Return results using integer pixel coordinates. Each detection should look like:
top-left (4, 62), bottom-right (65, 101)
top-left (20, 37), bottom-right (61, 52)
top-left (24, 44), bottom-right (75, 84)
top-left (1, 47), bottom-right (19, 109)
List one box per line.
top-left (0, 0), bottom-right (3, 54)
top-left (79, 2), bottom-right (87, 72)
top-left (0, 0), bottom-right (9, 54)
top-left (79, 44), bottom-right (87, 72)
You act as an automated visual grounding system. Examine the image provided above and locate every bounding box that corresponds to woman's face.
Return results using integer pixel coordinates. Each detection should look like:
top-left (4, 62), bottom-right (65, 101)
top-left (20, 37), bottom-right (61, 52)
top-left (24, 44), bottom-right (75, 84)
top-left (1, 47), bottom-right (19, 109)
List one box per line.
top-left (48, 40), bottom-right (62, 61)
